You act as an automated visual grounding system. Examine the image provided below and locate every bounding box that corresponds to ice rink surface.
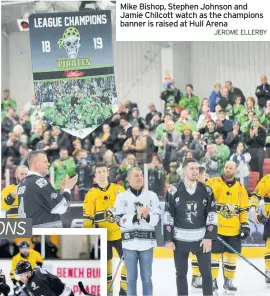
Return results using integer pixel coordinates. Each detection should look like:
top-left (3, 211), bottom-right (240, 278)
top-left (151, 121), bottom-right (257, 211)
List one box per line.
top-left (113, 257), bottom-right (270, 296)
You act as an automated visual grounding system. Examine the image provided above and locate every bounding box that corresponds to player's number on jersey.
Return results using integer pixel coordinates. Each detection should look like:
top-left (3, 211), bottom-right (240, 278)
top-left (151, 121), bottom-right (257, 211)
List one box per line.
top-left (93, 37), bottom-right (103, 49)
top-left (18, 197), bottom-right (26, 218)
top-left (42, 41), bottom-right (51, 52)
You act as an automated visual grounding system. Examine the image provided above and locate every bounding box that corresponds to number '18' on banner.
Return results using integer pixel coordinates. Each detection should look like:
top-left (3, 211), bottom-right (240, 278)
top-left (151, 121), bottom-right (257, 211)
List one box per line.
top-left (28, 10), bottom-right (118, 139)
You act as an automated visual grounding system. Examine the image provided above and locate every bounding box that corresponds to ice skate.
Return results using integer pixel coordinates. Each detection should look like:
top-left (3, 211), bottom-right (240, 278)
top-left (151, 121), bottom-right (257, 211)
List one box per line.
top-left (213, 278), bottom-right (219, 296)
top-left (191, 275), bottom-right (202, 292)
top-left (223, 278), bottom-right (237, 295)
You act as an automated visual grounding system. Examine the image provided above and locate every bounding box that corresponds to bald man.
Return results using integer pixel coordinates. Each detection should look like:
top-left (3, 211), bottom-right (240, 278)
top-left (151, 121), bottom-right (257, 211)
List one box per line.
top-left (1, 165), bottom-right (28, 218)
top-left (17, 151), bottom-right (78, 227)
top-left (206, 161), bottom-right (250, 295)
top-left (255, 75), bottom-right (270, 112)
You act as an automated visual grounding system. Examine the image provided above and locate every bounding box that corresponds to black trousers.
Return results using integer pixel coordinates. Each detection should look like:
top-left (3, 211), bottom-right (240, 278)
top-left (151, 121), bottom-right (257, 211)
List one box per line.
top-left (174, 248), bottom-right (213, 296)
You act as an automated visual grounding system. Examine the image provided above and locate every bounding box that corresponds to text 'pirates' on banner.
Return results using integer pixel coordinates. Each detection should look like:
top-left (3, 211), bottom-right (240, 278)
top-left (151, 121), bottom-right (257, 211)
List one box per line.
top-left (116, 0), bottom-right (270, 41)
top-left (29, 10), bottom-right (118, 139)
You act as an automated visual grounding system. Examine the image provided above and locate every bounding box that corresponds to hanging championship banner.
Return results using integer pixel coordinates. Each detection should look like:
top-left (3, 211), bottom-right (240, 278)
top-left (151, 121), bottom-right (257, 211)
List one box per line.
top-left (28, 10), bottom-right (118, 138)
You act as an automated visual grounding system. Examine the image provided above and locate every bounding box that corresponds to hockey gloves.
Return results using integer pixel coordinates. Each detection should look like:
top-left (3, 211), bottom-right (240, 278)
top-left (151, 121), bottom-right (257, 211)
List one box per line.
top-left (257, 213), bottom-right (269, 225)
top-left (240, 223), bottom-right (250, 240)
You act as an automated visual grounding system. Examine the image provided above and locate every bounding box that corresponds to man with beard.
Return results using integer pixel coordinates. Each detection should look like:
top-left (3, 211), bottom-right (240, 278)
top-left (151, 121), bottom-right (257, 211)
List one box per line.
top-left (164, 158), bottom-right (217, 296)
top-left (206, 161), bottom-right (250, 295)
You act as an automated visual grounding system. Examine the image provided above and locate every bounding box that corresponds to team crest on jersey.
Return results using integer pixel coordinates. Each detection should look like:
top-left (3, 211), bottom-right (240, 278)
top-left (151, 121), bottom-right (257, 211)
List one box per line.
top-left (220, 203), bottom-right (235, 219)
top-left (51, 193), bottom-right (58, 199)
top-left (36, 178), bottom-right (48, 188)
top-left (168, 185), bottom-right (177, 195)
top-left (203, 199), bottom-right (207, 206)
top-left (105, 207), bottom-right (115, 223)
top-left (175, 197), bottom-right (180, 203)
top-left (31, 282), bottom-right (39, 290)
top-left (206, 186), bottom-right (212, 195)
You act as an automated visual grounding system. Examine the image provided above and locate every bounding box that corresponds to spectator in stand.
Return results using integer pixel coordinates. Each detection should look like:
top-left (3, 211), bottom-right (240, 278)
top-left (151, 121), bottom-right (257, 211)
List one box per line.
top-left (216, 110), bottom-right (233, 138)
top-left (214, 133), bottom-right (230, 165)
top-left (128, 108), bottom-right (145, 130)
top-left (123, 126), bottom-right (147, 166)
top-left (148, 112), bottom-right (162, 141)
top-left (142, 127), bottom-right (155, 164)
top-left (225, 121), bottom-right (243, 153)
top-left (216, 87), bottom-right (234, 118)
top-left (245, 96), bottom-right (261, 118)
top-left (118, 154), bottom-right (138, 189)
top-left (1, 107), bottom-right (18, 141)
top-left (159, 120), bottom-right (181, 172)
top-left (155, 114), bottom-right (172, 141)
top-left (51, 147), bottom-right (76, 192)
top-left (148, 155), bottom-right (165, 199)
top-left (245, 117), bottom-right (266, 178)
top-left (145, 103), bottom-right (162, 125)
top-left (2, 132), bottom-right (21, 172)
top-left (179, 84), bottom-right (200, 120)
top-left (175, 109), bottom-right (197, 133)
top-left (233, 95), bottom-right (246, 122)
top-left (99, 124), bottom-right (116, 151)
top-left (165, 162), bottom-right (180, 189)
top-left (1, 89), bottom-right (17, 120)
top-left (198, 98), bottom-right (210, 116)
top-left (28, 122), bottom-right (43, 150)
top-left (201, 120), bottom-right (217, 146)
top-left (18, 144), bottom-right (31, 167)
top-left (200, 144), bottom-right (222, 178)
top-left (13, 125), bottom-right (25, 144)
top-left (103, 150), bottom-right (119, 183)
top-left (230, 142), bottom-right (251, 189)
top-left (177, 125), bottom-right (203, 161)
top-left (3, 157), bottom-right (17, 184)
top-left (210, 103), bottom-right (229, 122)
top-left (48, 126), bottom-right (71, 160)
top-left (18, 110), bottom-right (31, 137)
top-left (36, 130), bottom-right (51, 152)
top-left (113, 114), bottom-right (132, 162)
top-left (225, 80), bottom-right (246, 105)
top-left (72, 139), bottom-right (83, 160)
top-left (261, 99), bottom-right (270, 154)
top-left (76, 150), bottom-right (94, 201)
top-left (209, 83), bottom-right (222, 112)
top-left (255, 75), bottom-right (270, 113)
top-left (241, 111), bottom-right (255, 133)
top-left (90, 137), bottom-right (107, 164)
top-left (160, 81), bottom-right (183, 108)
top-left (197, 105), bottom-right (212, 130)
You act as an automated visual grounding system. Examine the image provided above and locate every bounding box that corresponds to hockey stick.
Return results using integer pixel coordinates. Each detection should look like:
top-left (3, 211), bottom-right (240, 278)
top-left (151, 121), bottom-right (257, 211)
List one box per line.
top-left (217, 236), bottom-right (270, 280)
top-left (78, 281), bottom-right (95, 296)
top-left (108, 255), bottom-right (124, 292)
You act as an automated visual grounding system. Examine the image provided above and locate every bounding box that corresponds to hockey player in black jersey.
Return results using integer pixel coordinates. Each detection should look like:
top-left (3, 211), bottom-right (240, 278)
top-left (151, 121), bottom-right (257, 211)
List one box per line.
top-left (17, 151), bottom-right (78, 227)
top-left (0, 269), bottom-right (10, 296)
top-left (164, 158), bottom-right (217, 296)
top-left (14, 261), bottom-right (74, 296)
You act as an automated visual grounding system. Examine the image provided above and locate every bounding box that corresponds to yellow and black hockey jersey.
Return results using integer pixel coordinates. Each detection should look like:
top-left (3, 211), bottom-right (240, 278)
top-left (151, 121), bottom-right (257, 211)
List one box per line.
top-left (10, 249), bottom-right (43, 280)
top-left (83, 183), bottom-right (125, 241)
top-left (250, 174), bottom-right (270, 218)
top-left (1, 184), bottom-right (19, 218)
top-left (206, 176), bottom-right (249, 236)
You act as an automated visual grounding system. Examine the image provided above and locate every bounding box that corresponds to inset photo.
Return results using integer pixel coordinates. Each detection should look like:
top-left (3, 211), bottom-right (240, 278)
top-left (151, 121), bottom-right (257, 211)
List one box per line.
top-left (0, 229), bottom-right (106, 296)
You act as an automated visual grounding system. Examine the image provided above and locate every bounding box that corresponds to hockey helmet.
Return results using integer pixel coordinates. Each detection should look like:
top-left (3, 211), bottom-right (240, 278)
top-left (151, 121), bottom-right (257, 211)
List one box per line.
top-left (14, 261), bottom-right (32, 276)
top-left (19, 241), bottom-right (30, 249)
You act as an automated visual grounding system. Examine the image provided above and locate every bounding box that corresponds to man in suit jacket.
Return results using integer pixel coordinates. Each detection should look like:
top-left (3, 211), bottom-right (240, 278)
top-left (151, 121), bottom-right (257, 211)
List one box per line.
top-left (255, 75), bottom-right (270, 110)
top-left (225, 81), bottom-right (246, 105)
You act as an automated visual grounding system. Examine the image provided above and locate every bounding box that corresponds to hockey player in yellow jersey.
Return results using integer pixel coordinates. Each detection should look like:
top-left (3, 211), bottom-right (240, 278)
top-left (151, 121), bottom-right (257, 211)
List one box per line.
top-left (10, 241), bottom-right (43, 295)
top-left (83, 163), bottom-right (127, 296)
top-left (250, 174), bottom-right (270, 285)
top-left (206, 161), bottom-right (250, 295)
top-left (1, 165), bottom-right (28, 218)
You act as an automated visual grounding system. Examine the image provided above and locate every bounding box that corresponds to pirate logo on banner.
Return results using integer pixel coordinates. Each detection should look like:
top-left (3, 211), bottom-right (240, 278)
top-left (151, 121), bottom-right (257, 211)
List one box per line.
top-left (28, 10), bottom-right (118, 138)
